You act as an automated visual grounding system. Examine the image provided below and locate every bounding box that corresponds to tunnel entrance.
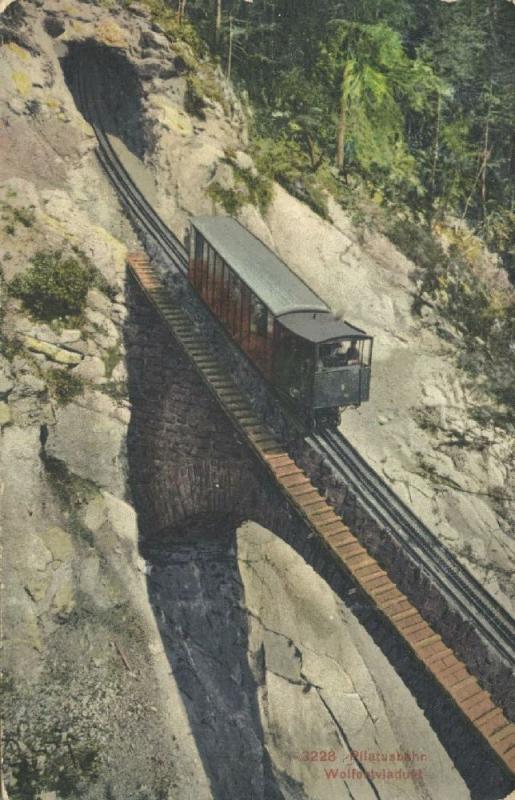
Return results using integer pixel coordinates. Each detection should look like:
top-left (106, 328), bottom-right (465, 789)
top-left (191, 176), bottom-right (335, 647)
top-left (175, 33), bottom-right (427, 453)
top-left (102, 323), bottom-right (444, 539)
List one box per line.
top-left (60, 41), bottom-right (147, 158)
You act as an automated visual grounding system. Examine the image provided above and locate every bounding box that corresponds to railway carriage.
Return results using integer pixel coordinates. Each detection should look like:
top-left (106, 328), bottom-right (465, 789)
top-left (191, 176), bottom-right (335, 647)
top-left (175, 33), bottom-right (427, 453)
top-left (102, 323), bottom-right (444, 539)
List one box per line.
top-left (188, 216), bottom-right (372, 427)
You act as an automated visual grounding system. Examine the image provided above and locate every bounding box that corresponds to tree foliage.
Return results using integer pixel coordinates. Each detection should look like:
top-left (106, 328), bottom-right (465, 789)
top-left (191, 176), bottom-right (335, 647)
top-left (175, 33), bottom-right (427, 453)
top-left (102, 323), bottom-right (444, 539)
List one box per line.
top-left (168, 0), bottom-right (514, 274)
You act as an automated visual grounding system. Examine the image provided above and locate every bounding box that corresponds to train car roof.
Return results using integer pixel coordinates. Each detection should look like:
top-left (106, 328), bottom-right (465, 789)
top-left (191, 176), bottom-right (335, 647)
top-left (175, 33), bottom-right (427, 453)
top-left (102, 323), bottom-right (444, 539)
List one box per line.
top-left (278, 311), bottom-right (368, 343)
top-left (191, 216), bottom-right (329, 317)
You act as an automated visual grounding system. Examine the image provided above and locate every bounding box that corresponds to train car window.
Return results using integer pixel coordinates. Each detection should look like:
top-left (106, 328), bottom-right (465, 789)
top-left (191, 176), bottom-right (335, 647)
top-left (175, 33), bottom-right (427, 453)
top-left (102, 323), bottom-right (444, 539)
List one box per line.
top-left (192, 231), bottom-right (203, 289)
top-left (202, 243), bottom-right (209, 300)
top-left (240, 285), bottom-right (251, 344)
top-left (223, 265), bottom-right (234, 329)
top-left (206, 245), bottom-right (215, 305)
top-left (250, 297), bottom-right (267, 337)
top-left (208, 248), bottom-right (215, 307)
top-left (361, 339), bottom-right (372, 367)
top-left (213, 252), bottom-right (224, 313)
top-left (248, 296), bottom-right (268, 370)
top-left (230, 273), bottom-right (242, 338)
top-left (265, 314), bottom-right (275, 374)
top-left (219, 259), bottom-right (229, 324)
top-left (201, 239), bottom-right (210, 297)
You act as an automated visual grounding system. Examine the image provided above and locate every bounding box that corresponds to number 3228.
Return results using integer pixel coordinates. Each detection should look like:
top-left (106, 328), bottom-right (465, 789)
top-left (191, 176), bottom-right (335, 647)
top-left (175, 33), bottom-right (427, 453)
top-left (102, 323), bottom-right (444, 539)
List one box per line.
top-left (299, 751), bottom-right (336, 762)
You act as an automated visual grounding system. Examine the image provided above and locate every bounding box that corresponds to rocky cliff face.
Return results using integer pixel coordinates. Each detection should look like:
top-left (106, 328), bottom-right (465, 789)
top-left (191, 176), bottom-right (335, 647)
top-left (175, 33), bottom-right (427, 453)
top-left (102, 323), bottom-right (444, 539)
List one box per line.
top-left (1, 1), bottom-right (513, 798)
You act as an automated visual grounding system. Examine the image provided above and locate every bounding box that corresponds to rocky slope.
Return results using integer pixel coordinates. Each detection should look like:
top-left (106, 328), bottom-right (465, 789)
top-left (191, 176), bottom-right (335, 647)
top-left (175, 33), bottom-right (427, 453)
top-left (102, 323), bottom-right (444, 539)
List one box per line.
top-left (1, 1), bottom-right (514, 798)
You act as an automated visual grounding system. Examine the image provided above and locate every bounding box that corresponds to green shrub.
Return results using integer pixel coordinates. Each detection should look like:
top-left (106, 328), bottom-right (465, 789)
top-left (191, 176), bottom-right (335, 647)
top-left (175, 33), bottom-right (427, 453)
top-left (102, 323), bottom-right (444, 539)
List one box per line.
top-left (0, 336), bottom-right (23, 361)
top-left (127, 0), bottom-right (204, 55)
top-left (100, 380), bottom-right (128, 402)
top-left (207, 182), bottom-right (245, 215)
top-left (232, 165), bottom-right (274, 215)
top-left (46, 368), bottom-right (85, 405)
top-left (387, 219), bottom-right (447, 276)
top-left (207, 160), bottom-right (274, 216)
top-left (185, 71), bottom-right (227, 119)
top-left (13, 206), bottom-right (35, 227)
top-left (251, 135), bottom-right (328, 218)
top-left (1, 203), bottom-right (36, 235)
top-left (10, 250), bottom-right (100, 321)
top-left (184, 75), bottom-right (207, 119)
top-left (173, 41), bottom-right (199, 72)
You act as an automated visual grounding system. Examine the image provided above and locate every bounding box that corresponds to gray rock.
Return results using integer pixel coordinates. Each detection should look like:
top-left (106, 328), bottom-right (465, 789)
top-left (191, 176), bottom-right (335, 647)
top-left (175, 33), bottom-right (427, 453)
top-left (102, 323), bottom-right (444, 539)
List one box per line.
top-left (72, 356), bottom-right (106, 383)
top-left (262, 629), bottom-right (302, 683)
top-left (137, 59), bottom-right (169, 80)
top-left (210, 162), bottom-right (234, 192)
top-left (17, 372), bottom-right (47, 396)
top-left (86, 288), bottom-right (112, 315)
top-left (0, 402), bottom-right (11, 426)
top-left (139, 29), bottom-right (171, 51)
top-left (58, 329), bottom-right (82, 346)
top-left (8, 97), bottom-right (26, 115)
top-left (128, 1), bottom-right (152, 18)
top-left (27, 325), bottom-right (59, 345)
top-left (110, 361), bottom-right (127, 383)
top-left (45, 404), bottom-right (127, 496)
top-left (0, 371), bottom-right (14, 399)
top-left (233, 150), bottom-right (256, 174)
top-left (111, 302), bottom-right (127, 319)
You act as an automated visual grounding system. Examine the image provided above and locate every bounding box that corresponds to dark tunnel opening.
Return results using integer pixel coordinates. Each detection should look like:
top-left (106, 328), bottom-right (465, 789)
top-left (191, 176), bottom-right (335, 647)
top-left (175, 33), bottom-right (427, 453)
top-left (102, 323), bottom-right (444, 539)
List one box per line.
top-left (60, 40), bottom-right (148, 158)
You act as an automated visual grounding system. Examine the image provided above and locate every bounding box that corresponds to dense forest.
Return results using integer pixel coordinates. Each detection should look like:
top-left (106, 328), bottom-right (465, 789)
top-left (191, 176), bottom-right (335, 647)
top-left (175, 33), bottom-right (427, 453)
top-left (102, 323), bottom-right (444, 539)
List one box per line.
top-left (174, 0), bottom-right (515, 274)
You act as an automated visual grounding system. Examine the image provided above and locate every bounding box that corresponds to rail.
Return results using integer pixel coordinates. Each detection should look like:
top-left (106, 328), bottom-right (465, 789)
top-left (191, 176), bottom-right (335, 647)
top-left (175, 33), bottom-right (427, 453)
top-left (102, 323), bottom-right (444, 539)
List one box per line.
top-left (309, 429), bottom-right (515, 667)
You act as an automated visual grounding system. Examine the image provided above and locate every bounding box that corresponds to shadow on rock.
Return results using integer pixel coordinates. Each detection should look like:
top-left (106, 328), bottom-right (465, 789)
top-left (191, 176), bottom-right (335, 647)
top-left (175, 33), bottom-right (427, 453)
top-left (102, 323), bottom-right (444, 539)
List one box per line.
top-left (144, 533), bottom-right (283, 800)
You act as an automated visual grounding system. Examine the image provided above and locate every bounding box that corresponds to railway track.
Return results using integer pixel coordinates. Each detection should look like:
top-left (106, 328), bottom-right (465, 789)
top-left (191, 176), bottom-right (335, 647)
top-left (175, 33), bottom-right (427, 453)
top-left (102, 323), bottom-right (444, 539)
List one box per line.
top-left (309, 429), bottom-right (515, 668)
top-left (76, 57), bottom-right (515, 774)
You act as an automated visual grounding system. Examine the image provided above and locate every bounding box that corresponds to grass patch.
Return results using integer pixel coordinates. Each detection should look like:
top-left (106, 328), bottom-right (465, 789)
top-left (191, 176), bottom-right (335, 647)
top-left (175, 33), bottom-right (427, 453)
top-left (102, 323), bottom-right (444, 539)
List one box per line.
top-left (251, 135), bottom-right (329, 218)
top-left (1, 203), bottom-right (36, 235)
top-left (7, 739), bottom-right (101, 800)
top-left (99, 380), bottom-right (128, 402)
top-left (0, 336), bottom-right (23, 362)
top-left (233, 164), bottom-right (274, 215)
top-left (46, 368), bottom-right (85, 405)
top-left (184, 74), bottom-right (207, 118)
top-left (207, 182), bottom-right (245, 215)
top-left (41, 452), bottom-right (98, 547)
top-left (184, 70), bottom-right (228, 119)
top-left (13, 205), bottom-right (35, 227)
top-left (207, 154), bottom-right (274, 216)
top-left (102, 346), bottom-right (121, 380)
top-left (125, 0), bottom-right (203, 56)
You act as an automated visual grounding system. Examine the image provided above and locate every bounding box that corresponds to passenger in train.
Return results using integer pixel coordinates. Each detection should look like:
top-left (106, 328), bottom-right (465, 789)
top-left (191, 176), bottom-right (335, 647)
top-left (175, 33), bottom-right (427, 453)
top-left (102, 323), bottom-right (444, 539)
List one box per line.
top-left (319, 342), bottom-right (360, 368)
top-left (344, 342), bottom-right (360, 365)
